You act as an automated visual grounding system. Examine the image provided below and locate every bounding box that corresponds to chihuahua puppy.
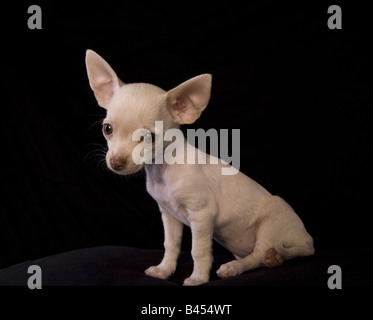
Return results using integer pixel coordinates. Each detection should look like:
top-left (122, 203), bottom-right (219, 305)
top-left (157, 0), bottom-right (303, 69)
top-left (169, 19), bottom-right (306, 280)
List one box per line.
top-left (85, 50), bottom-right (314, 285)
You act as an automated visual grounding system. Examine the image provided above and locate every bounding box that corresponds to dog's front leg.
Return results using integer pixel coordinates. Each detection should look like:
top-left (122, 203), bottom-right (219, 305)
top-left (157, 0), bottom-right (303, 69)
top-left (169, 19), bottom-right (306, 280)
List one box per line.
top-left (145, 210), bottom-right (183, 280)
top-left (183, 216), bottom-right (214, 286)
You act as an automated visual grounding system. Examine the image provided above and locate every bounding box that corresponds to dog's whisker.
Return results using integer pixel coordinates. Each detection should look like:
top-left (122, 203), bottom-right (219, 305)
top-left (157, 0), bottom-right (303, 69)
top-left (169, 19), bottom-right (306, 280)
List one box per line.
top-left (83, 144), bottom-right (109, 173)
top-left (87, 118), bottom-right (104, 132)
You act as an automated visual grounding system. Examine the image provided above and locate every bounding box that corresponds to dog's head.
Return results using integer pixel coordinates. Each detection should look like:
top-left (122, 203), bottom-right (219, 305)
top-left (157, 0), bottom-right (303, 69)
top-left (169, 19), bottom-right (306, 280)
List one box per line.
top-left (85, 50), bottom-right (211, 174)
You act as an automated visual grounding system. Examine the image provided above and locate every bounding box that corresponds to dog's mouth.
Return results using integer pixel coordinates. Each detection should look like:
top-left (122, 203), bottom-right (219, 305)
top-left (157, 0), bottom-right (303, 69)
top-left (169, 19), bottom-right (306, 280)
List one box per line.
top-left (106, 152), bottom-right (146, 175)
top-left (108, 163), bottom-right (145, 175)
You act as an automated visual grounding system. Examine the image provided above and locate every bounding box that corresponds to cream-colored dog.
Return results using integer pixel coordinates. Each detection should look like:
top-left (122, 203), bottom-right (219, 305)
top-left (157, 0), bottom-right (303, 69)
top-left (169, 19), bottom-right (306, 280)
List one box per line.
top-left (85, 50), bottom-right (314, 286)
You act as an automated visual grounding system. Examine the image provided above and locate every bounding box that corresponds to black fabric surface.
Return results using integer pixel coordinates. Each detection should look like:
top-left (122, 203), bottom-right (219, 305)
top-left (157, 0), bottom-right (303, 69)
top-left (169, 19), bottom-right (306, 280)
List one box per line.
top-left (1, 1), bottom-right (372, 296)
top-left (0, 245), bottom-right (371, 286)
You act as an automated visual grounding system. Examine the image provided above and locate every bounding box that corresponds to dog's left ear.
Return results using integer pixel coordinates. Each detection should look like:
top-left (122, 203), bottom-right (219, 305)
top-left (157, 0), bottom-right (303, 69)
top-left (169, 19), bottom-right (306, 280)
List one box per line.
top-left (166, 74), bottom-right (212, 124)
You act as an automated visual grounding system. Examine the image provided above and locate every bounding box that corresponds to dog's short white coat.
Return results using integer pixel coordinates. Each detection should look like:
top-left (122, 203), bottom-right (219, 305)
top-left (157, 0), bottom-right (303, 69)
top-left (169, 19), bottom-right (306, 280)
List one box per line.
top-left (86, 50), bottom-right (314, 286)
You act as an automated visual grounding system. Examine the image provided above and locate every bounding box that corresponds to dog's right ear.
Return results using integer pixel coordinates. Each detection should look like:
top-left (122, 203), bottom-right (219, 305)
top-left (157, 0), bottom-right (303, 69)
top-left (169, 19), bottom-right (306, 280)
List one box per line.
top-left (85, 50), bottom-right (121, 109)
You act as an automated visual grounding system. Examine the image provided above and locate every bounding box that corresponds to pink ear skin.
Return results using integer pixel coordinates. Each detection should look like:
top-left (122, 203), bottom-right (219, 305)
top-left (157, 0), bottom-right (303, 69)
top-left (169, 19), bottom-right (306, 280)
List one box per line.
top-left (166, 74), bottom-right (212, 124)
top-left (85, 50), bottom-right (121, 109)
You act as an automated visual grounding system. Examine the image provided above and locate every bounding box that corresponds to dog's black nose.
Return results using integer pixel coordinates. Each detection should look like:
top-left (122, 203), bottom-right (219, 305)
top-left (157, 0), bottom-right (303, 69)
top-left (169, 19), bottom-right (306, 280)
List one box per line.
top-left (110, 156), bottom-right (126, 171)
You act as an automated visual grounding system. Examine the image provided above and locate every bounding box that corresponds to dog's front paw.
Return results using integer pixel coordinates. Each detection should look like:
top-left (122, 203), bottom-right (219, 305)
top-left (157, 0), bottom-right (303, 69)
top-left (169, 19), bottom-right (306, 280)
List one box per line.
top-left (183, 276), bottom-right (208, 286)
top-left (216, 261), bottom-right (242, 278)
top-left (145, 265), bottom-right (173, 280)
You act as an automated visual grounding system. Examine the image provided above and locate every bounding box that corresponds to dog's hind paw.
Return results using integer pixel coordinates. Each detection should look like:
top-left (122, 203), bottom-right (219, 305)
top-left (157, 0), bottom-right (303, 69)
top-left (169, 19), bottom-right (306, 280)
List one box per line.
top-left (262, 248), bottom-right (283, 268)
top-left (216, 260), bottom-right (242, 278)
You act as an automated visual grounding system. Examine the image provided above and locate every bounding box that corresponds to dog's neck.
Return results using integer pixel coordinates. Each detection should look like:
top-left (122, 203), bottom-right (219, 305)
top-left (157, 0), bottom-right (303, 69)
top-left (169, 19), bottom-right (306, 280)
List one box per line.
top-left (143, 137), bottom-right (178, 183)
top-left (144, 163), bottom-right (168, 183)
top-left (144, 135), bottom-right (193, 183)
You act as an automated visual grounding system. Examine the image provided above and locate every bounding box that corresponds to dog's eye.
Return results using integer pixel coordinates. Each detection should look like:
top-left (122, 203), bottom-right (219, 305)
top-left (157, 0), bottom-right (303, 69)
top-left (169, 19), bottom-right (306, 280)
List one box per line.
top-left (143, 131), bottom-right (156, 144)
top-left (102, 123), bottom-right (113, 135)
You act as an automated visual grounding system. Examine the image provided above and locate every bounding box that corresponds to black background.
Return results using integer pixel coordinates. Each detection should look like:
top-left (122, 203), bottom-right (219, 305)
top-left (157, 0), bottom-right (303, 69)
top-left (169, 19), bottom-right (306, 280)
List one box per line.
top-left (1, 0), bottom-right (372, 277)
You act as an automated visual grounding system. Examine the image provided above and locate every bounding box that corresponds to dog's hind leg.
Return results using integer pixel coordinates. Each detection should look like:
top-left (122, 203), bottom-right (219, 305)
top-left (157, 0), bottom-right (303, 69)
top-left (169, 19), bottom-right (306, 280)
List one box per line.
top-left (217, 212), bottom-right (314, 279)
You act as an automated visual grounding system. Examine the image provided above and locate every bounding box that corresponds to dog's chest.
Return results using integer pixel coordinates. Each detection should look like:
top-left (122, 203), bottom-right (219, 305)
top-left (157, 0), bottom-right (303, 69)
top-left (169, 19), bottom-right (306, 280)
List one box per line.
top-left (146, 175), bottom-right (190, 226)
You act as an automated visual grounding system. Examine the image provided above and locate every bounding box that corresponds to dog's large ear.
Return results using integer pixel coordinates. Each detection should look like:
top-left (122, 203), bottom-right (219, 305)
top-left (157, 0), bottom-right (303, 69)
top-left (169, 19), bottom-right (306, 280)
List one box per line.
top-left (85, 50), bottom-right (121, 109)
top-left (166, 74), bottom-right (212, 124)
